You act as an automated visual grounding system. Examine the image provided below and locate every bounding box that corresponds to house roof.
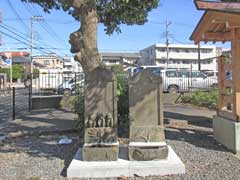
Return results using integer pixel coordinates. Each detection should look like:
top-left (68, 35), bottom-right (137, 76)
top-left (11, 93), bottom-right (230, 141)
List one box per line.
top-left (194, 0), bottom-right (240, 12)
top-left (191, 1), bottom-right (240, 44)
top-left (0, 51), bottom-right (29, 57)
top-left (101, 52), bottom-right (140, 58)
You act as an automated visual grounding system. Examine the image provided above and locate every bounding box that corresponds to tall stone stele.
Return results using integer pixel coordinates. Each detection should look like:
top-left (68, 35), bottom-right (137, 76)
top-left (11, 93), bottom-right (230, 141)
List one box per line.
top-left (128, 69), bottom-right (168, 161)
top-left (82, 67), bottom-right (119, 161)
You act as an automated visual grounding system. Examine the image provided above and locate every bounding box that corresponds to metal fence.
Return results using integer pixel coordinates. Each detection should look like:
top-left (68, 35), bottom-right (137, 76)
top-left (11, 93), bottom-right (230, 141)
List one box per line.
top-left (30, 71), bottom-right (218, 95)
top-left (31, 72), bottom-right (84, 95)
top-left (0, 87), bottom-right (30, 123)
top-left (162, 73), bottom-right (218, 93)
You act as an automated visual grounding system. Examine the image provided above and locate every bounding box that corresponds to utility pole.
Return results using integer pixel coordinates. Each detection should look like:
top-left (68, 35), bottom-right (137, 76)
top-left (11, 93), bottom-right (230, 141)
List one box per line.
top-left (30, 16), bottom-right (43, 74)
top-left (198, 43), bottom-right (201, 71)
top-left (165, 20), bottom-right (171, 68)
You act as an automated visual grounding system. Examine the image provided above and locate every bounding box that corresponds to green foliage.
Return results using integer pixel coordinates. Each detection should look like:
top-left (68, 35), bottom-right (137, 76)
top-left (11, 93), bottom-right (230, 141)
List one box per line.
top-left (111, 66), bottom-right (129, 137)
top-left (0, 64), bottom-right (26, 80)
top-left (73, 95), bottom-right (85, 129)
top-left (33, 68), bottom-right (40, 79)
top-left (182, 90), bottom-right (219, 110)
top-left (20, 0), bottom-right (159, 34)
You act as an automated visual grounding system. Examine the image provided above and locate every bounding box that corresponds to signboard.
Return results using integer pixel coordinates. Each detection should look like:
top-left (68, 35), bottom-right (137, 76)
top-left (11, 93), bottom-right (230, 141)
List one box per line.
top-left (0, 58), bottom-right (12, 68)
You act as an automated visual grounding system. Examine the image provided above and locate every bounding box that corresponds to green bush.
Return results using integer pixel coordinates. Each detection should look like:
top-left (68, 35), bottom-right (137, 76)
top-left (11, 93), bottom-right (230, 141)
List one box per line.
top-left (33, 68), bottom-right (40, 79)
top-left (182, 90), bottom-right (218, 109)
top-left (111, 65), bottom-right (129, 138)
top-left (0, 64), bottom-right (26, 81)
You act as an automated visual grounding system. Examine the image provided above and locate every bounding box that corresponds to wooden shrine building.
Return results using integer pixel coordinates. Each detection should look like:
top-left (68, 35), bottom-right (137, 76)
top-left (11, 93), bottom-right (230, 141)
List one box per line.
top-left (191, 0), bottom-right (240, 153)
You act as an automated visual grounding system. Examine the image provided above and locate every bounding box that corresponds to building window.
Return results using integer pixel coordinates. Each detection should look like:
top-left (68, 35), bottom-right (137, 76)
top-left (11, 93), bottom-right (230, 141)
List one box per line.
top-left (44, 60), bottom-right (50, 65)
top-left (166, 71), bottom-right (177, 77)
top-left (182, 60), bottom-right (189, 64)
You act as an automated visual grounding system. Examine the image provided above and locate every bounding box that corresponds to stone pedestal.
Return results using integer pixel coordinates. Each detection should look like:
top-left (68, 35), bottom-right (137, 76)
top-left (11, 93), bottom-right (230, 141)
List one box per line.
top-left (82, 67), bottom-right (118, 161)
top-left (128, 142), bottom-right (169, 161)
top-left (67, 146), bottom-right (185, 178)
top-left (213, 115), bottom-right (240, 154)
top-left (128, 69), bottom-right (168, 161)
top-left (82, 142), bottom-right (119, 161)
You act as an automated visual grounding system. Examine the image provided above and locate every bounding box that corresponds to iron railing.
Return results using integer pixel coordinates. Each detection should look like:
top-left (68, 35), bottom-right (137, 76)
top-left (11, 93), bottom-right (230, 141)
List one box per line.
top-left (31, 72), bottom-right (84, 95)
top-left (0, 87), bottom-right (30, 122)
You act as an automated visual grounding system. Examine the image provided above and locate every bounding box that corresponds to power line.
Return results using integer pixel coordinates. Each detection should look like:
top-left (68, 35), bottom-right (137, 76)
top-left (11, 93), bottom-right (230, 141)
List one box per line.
top-left (0, 23), bottom-right (47, 50)
top-left (21, 2), bottom-right (69, 55)
top-left (0, 30), bottom-right (49, 54)
top-left (30, 3), bottom-right (68, 47)
top-left (7, 0), bottom-right (29, 33)
top-left (1, 22), bottom-right (63, 55)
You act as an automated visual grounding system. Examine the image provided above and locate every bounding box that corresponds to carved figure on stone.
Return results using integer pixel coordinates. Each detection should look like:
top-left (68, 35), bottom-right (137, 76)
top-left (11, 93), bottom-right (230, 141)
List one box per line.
top-left (87, 114), bottom-right (96, 128)
top-left (96, 113), bottom-right (105, 127)
top-left (105, 113), bottom-right (113, 127)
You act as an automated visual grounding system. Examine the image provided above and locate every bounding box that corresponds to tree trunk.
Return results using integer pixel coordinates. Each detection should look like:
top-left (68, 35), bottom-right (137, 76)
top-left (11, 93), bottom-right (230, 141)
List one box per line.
top-left (69, 2), bottom-right (104, 74)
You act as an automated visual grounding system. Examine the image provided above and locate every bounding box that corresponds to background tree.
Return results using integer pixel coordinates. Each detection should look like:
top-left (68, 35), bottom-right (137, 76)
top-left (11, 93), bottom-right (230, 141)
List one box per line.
top-left (0, 64), bottom-right (26, 81)
top-left (20, 0), bottom-right (159, 73)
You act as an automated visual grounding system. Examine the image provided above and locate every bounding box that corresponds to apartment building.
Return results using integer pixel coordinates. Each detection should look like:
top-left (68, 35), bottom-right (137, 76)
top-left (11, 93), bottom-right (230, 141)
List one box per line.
top-left (139, 44), bottom-right (222, 72)
top-left (100, 52), bottom-right (141, 66)
top-left (63, 56), bottom-right (83, 73)
top-left (33, 53), bottom-right (64, 70)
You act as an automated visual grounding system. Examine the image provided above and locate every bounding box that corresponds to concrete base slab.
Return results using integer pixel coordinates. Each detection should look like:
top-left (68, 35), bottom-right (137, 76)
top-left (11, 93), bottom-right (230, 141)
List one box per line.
top-left (67, 146), bottom-right (185, 178)
top-left (213, 115), bottom-right (240, 154)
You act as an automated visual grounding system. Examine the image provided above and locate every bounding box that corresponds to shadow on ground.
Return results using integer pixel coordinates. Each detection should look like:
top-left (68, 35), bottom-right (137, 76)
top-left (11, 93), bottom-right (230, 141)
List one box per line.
top-left (164, 111), bottom-right (212, 128)
top-left (0, 104), bottom-right (229, 178)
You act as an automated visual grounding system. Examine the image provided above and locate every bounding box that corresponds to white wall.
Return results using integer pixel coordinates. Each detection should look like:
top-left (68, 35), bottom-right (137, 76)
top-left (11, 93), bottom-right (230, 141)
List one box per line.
top-left (140, 44), bottom-right (220, 72)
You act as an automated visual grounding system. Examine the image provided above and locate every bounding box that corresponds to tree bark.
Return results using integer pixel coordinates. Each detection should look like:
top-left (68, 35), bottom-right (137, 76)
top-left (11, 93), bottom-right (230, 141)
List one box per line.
top-left (69, 1), bottom-right (104, 74)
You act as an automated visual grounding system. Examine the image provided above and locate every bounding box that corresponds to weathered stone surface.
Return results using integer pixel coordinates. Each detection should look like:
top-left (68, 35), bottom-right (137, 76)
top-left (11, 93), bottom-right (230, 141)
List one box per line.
top-left (82, 144), bottom-right (119, 161)
top-left (129, 70), bottom-right (163, 127)
top-left (82, 67), bottom-right (119, 161)
top-left (129, 145), bottom-right (169, 161)
top-left (84, 67), bottom-right (117, 125)
top-left (128, 69), bottom-right (168, 161)
top-left (84, 127), bottom-right (118, 144)
top-left (130, 126), bottom-right (165, 142)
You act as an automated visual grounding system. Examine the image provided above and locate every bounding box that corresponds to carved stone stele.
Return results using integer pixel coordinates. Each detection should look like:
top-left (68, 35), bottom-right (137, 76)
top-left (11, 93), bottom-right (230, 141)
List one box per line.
top-left (82, 67), bottom-right (119, 161)
top-left (128, 69), bottom-right (168, 161)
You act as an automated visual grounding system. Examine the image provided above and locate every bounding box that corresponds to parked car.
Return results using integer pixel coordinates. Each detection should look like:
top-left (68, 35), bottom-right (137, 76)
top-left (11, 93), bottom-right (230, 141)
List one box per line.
top-left (58, 74), bottom-right (84, 95)
top-left (127, 66), bottom-right (163, 77)
top-left (161, 69), bottom-right (218, 93)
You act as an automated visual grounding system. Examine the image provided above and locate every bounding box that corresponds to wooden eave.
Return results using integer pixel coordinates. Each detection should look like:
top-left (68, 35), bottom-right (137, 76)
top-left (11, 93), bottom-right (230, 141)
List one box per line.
top-left (190, 10), bottom-right (240, 44)
top-left (195, 0), bottom-right (240, 11)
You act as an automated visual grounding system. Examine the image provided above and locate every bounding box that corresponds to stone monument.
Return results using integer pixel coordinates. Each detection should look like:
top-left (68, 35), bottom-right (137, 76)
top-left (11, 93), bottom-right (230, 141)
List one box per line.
top-left (128, 69), bottom-right (168, 161)
top-left (82, 67), bottom-right (119, 161)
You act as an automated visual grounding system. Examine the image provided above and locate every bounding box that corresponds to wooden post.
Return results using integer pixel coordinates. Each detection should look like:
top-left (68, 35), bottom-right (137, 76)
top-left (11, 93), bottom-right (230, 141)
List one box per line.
top-left (231, 28), bottom-right (240, 122)
top-left (218, 56), bottom-right (225, 112)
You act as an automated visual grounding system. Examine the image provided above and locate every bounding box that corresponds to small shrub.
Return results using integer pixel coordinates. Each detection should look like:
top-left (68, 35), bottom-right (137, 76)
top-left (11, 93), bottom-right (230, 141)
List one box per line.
top-left (182, 90), bottom-right (218, 109)
top-left (112, 65), bottom-right (129, 138)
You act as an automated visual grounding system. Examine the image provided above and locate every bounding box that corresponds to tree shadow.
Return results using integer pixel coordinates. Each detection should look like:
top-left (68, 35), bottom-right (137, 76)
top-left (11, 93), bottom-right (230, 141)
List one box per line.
top-left (164, 111), bottom-right (212, 128)
top-left (0, 130), bottom-right (83, 177)
top-left (165, 127), bottom-right (229, 152)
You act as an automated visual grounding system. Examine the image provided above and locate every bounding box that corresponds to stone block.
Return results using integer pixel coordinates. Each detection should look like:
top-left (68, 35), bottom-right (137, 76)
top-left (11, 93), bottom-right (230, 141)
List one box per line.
top-left (129, 142), bottom-right (168, 161)
top-left (213, 115), bottom-right (240, 154)
top-left (82, 143), bottom-right (119, 161)
top-left (130, 126), bottom-right (165, 142)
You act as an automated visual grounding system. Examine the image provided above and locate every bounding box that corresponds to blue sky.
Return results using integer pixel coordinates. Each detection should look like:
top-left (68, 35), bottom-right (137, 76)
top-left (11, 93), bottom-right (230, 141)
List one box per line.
top-left (0, 0), bottom-right (230, 57)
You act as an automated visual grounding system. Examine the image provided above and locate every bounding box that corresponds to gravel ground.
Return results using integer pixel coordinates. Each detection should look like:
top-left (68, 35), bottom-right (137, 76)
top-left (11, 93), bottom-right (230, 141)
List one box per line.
top-left (1, 104), bottom-right (240, 180)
